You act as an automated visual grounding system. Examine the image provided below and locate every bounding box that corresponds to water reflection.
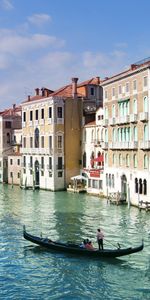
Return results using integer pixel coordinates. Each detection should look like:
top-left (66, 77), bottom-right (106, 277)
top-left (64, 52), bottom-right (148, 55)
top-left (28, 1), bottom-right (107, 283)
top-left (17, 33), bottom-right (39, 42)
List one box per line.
top-left (0, 184), bottom-right (150, 300)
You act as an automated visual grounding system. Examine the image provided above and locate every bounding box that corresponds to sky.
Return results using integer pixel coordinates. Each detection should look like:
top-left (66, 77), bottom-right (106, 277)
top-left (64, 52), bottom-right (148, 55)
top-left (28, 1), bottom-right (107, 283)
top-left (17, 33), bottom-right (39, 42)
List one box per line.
top-left (0, 0), bottom-right (150, 109)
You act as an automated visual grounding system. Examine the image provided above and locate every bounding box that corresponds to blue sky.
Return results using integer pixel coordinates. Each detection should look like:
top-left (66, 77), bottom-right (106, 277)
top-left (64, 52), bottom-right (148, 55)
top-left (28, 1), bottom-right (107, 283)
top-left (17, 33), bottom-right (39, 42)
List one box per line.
top-left (0, 0), bottom-right (150, 108)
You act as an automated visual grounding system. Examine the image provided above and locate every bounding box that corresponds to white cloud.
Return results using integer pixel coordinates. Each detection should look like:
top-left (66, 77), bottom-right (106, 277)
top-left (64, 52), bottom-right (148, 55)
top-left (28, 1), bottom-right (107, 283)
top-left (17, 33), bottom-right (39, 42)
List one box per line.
top-left (28, 14), bottom-right (52, 27)
top-left (1, 0), bottom-right (14, 10)
top-left (0, 29), bottom-right (65, 56)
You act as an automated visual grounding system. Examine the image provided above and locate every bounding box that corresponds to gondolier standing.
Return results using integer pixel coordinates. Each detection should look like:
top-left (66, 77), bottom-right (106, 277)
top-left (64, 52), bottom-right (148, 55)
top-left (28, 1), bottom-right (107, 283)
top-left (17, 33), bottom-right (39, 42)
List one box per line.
top-left (97, 228), bottom-right (104, 250)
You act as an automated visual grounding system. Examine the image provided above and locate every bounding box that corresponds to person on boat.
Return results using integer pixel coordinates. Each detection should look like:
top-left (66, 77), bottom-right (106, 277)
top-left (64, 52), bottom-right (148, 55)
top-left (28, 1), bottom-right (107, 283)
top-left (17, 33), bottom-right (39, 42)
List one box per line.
top-left (80, 239), bottom-right (87, 248)
top-left (85, 241), bottom-right (94, 250)
top-left (97, 228), bottom-right (104, 250)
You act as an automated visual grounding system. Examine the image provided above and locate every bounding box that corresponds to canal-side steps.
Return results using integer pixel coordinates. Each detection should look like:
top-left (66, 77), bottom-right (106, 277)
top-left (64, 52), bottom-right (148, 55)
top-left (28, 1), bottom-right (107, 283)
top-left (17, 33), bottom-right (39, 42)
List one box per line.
top-left (108, 192), bottom-right (127, 206)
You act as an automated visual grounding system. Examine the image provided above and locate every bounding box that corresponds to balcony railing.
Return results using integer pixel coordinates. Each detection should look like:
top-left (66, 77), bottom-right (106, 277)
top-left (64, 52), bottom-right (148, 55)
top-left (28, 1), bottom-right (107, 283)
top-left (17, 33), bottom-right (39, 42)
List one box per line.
top-left (139, 140), bottom-right (150, 149)
top-left (21, 148), bottom-right (54, 155)
top-left (116, 115), bottom-right (130, 124)
top-left (130, 114), bottom-right (138, 123)
top-left (109, 117), bottom-right (116, 126)
top-left (139, 112), bottom-right (148, 122)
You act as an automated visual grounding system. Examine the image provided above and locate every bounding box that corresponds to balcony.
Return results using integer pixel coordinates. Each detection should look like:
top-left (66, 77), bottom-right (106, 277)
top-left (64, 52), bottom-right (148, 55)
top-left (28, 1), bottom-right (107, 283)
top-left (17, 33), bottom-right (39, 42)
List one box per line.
top-left (21, 148), bottom-right (54, 155)
top-left (129, 141), bottom-right (138, 149)
top-left (130, 114), bottom-right (138, 123)
top-left (116, 115), bottom-right (130, 124)
top-left (103, 119), bottom-right (109, 126)
top-left (140, 140), bottom-right (150, 149)
top-left (139, 112), bottom-right (148, 122)
top-left (101, 142), bottom-right (108, 149)
top-left (109, 117), bottom-right (116, 126)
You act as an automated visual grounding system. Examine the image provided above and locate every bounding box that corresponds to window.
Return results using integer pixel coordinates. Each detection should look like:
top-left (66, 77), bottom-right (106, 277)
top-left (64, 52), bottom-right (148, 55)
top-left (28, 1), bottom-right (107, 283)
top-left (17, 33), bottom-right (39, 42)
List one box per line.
top-left (57, 107), bottom-right (62, 118)
top-left (113, 154), bottom-right (116, 165)
top-left (105, 153), bottom-right (108, 165)
top-left (10, 159), bottom-right (13, 165)
top-left (91, 129), bottom-right (94, 142)
top-left (144, 96), bottom-right (148, 112)
top-left (58, 171), bottom-right (62, 177)
top-left (17, 172), bottom-right (20, 179)
top-left (35, 109), bottom-right (38, 120)
top-left (133, 80), bottom-right (137, 91)
top-left (58, 157), bottom-right (62, 170)
top-left (126, 154), bottom-right (130, 167)
top-left (106, 173), bottom-right (108, 186)
top-left (41, 157), bottom-right (44, 169)
top-left (34, 128), bottom-right (39, 148)
top-left (133, 154), bottom-right (137, 168)
top-left (133, 126), bottom-right (137, 142)
top-left (144, 154), bottom-right (148, 169)
top-left (10, 172), bottom-right (13, 178)
top-left (105, 90), bottom-right (108, 99)
top-left (49, 157), bottom-right (52, 169)
top-left (119, 154), bottom-right (122, 166)
top-left (144, 125), bottom-right (148, 141)
top-left (133, 99), bottom-right (137, 114)
top-left (41, 136), bottom-right (44, 148)
top-left (143, 179), bottom-right (147, 195)
top-left (58, 136), bottom-right (62, 149)
top-left (17, 159), bottom-right (20, 165)
top-left (139, 178), bottom-right (142, 194)
top-left (112, 174), bottom-right (115, 188)
top-left (112, 104), bottom-right (115, 117)
top-left (30, 111), bottom-right (33, 121)
top-left (84, 130), bottom-right (86, 143)
top-left (90, 87), bottom-right (95, 96)
top-left (112, 87), bottom-right (115, 97)
top-left (30, 137), bottom-right (33, 148)
top-left (49, 136), bottom-right (52, 149)
top-left (126, 82), bottom-right (129, 93)
top-left (143, 76), bottom-right (148, 88)
top-left (23, 156), bottom-right (26, 167)
top-left (41, 108), bottom-right (44, 119)
top-left (135, 178), bottom-right (138, 193)
top-left (91, 152), bottom-right (94, 168)
top-left (118, 85), bottom-right (122, 94)
top-left (7, 133), bottom-right (10, 143)
top-left (23, 112), bottom-right (26, 122)
top-left (5, 121), bottom-right (11, 128)
top-left (23, 137), bottom-right (26, 148)
top-left (83, 152), bottom-right (86, 168)
top-left (49, 107), bottom-right (52, 118)
top-left (30, 156), bottom-right (33, 168)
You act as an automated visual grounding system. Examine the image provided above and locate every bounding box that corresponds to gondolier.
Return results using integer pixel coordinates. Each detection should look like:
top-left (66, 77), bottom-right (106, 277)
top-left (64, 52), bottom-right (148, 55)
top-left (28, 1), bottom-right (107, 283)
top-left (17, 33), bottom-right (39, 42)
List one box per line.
top-left (97, 228), bottom-right (104, 250)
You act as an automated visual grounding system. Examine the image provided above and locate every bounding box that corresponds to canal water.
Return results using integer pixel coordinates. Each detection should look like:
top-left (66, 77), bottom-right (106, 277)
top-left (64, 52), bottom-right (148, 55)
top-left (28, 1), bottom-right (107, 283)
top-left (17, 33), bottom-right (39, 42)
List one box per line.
top-left (0, 185), bottom-right (149, 300)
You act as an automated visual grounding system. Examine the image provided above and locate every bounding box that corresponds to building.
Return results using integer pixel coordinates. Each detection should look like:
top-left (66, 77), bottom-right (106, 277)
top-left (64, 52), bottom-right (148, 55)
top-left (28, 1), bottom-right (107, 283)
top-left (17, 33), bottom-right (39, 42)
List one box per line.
top-left (82, 107), bottom-right (104, 195)
top-left (21, 77), bottom-right (102, 191)
top-left (0, 105), bottom-right (22, 183)
top-left (8, 128), bottom-right (22, 185)
top-left (101, 57), bottom-right (150, 206)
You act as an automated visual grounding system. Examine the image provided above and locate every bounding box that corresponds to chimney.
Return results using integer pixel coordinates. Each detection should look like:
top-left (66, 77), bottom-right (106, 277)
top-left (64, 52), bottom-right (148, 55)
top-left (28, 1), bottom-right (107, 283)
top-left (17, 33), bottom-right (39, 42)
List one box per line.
top-left (28, 95), bottom-right (30, 101)
top-left (13, 104), bottom-right (16, 110)
top-left (35, 88), bottom-right (39, 96)
top-left (96, 76), bottom-right (100, 84)
top-left (72, 77), bottom-right (78, 99)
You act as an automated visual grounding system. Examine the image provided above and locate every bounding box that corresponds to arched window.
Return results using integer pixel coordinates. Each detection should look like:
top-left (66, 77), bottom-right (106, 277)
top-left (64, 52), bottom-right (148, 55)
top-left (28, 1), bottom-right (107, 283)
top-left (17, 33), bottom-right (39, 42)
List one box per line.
top-left (139, 178), bottom-right (142, 194)
top-left (143, 179), bottom-right (147, 195)
top-left (105, 129), bottom-right (108, 142)
top-left (144, 125), bottom-right (148, 141)
top-left (112, 128), bottom-right (116, 142)
top-left (91, 129), bottom-right (94, 142)
top-left (97, 151), bottom-right (101, 166)
top-left (113, 154), bottom-right (116, 165)
top-left (144, 154), bottom-right (148, 169)
top-left (133, 154), bottom-right (137, 168)
top-left (112, 174), bottom-right (115, 188)
top-left (133, 126), bottom-right (137, 141)
top-left (126, 154), bottom-right (129, 167)
top-left (7, 132), bottom-right (10, 143)
top-left (97, 128), bottom-right (100, 142)
top-left (83, 152), bottom-right (86, 168)
top-left (109, 174), bottom-right (111, 187)
top-left (34, 128), bottom-right (39, 148)
top-left (144, 96), bottom-right (148, 112)
top-left (106, 173), bottom-right (108, 186)
top-left (135, 178), bottom-right (138, 193)
top-left (112, 104), bottom-right (116, 117)
top-left (91, 151), bottom-right (94, 168)
top-left (133, 99), bottom-right (137, 114)
top-left (119, 154), bottom-right (122, 166)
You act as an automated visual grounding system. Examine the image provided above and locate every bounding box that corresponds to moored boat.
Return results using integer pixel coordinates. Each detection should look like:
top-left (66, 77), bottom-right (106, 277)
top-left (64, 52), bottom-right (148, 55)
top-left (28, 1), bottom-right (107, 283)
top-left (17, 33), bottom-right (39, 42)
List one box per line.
top-left (23, 226), bottom-right (144, 258)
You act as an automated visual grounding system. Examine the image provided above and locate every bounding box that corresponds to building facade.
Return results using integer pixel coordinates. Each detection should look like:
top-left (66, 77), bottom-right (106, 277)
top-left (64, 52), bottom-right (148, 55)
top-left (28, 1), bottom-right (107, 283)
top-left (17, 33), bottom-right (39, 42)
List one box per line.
top-left (102, 58), bottom-right (150, 206)
top-left (82, 107), bottom-right (104, 195)
top-left (21, 78), bottom-right (102, 191)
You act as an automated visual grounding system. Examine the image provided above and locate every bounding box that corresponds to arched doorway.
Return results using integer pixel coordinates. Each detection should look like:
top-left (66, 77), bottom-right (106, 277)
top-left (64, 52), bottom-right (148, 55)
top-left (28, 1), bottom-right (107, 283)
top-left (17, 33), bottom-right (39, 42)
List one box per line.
top-left (121, 174), bottom-right (127, 201)
top-left (35, 160), bottom-right (40, 186)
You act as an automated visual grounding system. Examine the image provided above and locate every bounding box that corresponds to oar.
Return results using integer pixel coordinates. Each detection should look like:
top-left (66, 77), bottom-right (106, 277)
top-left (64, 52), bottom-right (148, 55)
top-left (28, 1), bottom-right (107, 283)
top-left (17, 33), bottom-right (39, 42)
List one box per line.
top-left (104, 239), bottom-right (121, 249)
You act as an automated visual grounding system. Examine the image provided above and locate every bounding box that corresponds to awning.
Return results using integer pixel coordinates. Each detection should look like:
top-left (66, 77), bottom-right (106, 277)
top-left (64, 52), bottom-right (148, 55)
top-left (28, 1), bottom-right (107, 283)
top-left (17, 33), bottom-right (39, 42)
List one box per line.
top-left (71, 175), bottom-right (87, 181)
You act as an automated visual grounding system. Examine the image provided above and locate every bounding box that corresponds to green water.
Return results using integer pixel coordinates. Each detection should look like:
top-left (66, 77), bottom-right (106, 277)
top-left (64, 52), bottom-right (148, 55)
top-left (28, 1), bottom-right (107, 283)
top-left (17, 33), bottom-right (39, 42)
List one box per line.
top-left (0, 185), bottom-right (149, 299)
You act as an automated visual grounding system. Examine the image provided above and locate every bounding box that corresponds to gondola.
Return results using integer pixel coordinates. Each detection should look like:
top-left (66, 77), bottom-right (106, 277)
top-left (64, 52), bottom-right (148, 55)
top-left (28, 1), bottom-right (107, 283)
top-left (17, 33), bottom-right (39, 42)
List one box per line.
top-left (23, 226), bottom-right (144, 258)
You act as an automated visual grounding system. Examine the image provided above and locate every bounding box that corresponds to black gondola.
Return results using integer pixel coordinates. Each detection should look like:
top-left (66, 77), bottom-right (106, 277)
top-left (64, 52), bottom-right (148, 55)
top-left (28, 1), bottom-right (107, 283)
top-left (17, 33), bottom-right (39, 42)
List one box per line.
top-left (23, 226), bottom-right (144, 258)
